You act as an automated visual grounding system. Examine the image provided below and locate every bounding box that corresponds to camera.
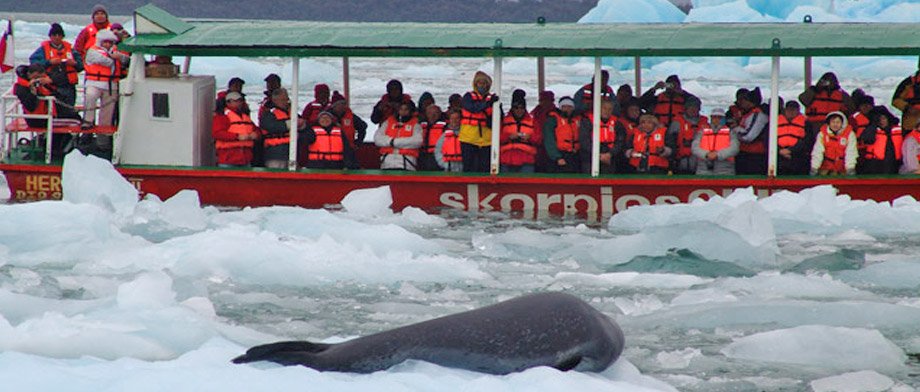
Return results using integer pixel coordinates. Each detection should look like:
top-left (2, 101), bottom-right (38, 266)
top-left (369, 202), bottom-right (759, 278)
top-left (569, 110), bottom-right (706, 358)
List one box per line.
top-left (664, 82), bottom-right (675, 89)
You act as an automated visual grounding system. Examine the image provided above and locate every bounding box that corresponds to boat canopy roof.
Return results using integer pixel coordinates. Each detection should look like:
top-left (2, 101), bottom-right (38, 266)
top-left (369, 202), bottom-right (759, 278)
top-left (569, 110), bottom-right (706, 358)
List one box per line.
top-left (123, 4), bottom-right (920, 58)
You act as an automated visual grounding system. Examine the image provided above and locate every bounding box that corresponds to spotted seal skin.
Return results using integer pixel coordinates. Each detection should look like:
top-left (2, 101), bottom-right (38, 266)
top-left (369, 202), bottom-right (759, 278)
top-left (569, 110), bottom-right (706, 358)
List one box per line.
top-left (232, 292), bottom-right (625, 375)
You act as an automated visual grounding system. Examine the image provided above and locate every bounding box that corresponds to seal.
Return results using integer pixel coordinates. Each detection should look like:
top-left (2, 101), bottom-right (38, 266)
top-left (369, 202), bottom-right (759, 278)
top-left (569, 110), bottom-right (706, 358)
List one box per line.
top-left (232, 292), bottom-right (625, 375)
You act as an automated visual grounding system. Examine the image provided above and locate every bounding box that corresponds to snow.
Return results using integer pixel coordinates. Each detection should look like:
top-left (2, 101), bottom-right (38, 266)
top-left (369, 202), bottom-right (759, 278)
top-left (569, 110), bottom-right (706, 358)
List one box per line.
top-left (721, 325), bottom-right (907, 372)
top-left (61, 152), bottom-right (138, 216)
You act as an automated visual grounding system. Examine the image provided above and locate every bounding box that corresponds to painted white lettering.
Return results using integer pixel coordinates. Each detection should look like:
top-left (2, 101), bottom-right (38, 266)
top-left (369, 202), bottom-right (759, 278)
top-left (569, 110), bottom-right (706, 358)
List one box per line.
top-left (654, 195), bottom-right (680, 205)
top-left (601, 187), bottom-right (614, 216)
top-left (564, 194), bottom-right (598, 214)
top-left (689, 189), bottom-right (718, 202)
top-left (466, 184), bottom-right (479, 212)
top-left (500, 193), bottom-right (535, 213)
top-left (440, 192), bottom-right (465, 210)
top-left (537, 193), bottom-right (562, 213)
top-left (615, 194), bottom-right (650, 212)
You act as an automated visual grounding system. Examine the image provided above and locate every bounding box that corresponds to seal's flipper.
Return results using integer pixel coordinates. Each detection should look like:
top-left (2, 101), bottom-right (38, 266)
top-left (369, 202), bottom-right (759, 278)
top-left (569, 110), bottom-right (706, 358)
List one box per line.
top-left (232, 341), bottom-right (331, 364)
top-left (554, 355), bottom-right (582, 371)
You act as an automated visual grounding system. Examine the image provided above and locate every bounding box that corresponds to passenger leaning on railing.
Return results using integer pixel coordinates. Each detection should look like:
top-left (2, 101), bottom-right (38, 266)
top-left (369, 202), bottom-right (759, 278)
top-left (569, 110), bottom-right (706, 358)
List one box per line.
top-left (303, 111), bottom-right (356, 170)
top-left (691, 107), bottom-right (739, 176)
top-left (83, 28), bottom-right (128, 155)
top-left (624, 114), bottom-right (674, 175)
top-left (13, 64), bottom-right (83, 158)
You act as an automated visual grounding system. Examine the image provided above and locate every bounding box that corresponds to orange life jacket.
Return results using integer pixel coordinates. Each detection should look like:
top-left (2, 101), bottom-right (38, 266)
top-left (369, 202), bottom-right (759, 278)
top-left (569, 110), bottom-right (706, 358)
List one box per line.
top-left (738, 108), bottom-right (766, 154)
top-left (674, 115), bottom-right (710, 158)
top-left (699, 127), bottom-right (734, 162)
top-left (579, 83), bottom-right (613, 107)
top-left (84, 46), bottom-right (120, 82)
top-left (629, 127), bottom-right (670, 169)
top-left (308, 126), bottom-right (345, 162)
top-left (41, 40), bottom-right (79, 85)
top-left (818, 124), bottom-right (853, 174)
top-left (851, 112), bottom-right (871, 156)
top-left (913, 132), bottom-right (920, 164)
top-left (338, 109), bottom-right (357, 148)
top-left (864, 126), bottom-right (904, 161)
top-left (15, 76), bottom-right (55, 116)
top-left (423, 121), bottom-right (447, 154)
top-left (654, 93), bottom-right (685, 125)
top-left (617, 117), bottom-right (638, 142)
top-left (80, 22), bottom-right (110, 53)
top-left (499, 113), bottom-right (537, 155)
top-left (216, 108), bottom-right (255, 150)
top-left (263, 108), bottom-right (291, 147)
top-left (460, 92), bottom-right (494, 128)
top-left (551, 112), bottom-right (581, 153)
top-left (777, 114), bottom-right (806, 148)
top-left (441, 129), bottom-right (462, 162)
top-left (379, 116), bottom-right (420, 157)
top-left (584, 113), bottom-right (619, 150)
top-left (806, 89), bottom-right (845, 123)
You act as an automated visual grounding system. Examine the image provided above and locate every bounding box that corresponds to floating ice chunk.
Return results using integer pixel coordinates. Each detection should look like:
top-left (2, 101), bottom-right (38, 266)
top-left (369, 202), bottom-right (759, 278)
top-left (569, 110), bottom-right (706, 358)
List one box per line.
top-left (579, 0), bottom-right (686, 23)
top-left (721, 325), bottom-right (906, 372)
top-left (160, 190), bottom-right (208, 231)
top-left (686, 0), bottom-right (777, 22)
top-left (394, 206), bottom-right (448, 228)
top-left (0, 171), bottom-right (10, 201)
top-left (554, 272), bottom-right (710, 290)
top-left (836, 260), bottom-right (920, 290)
top-left (117, 271), bottom-right (176, 310)
top-left (61, 151), bottom-right (138, 216)
top-left (656, 348), bottom-right (702, 369)
top-left (340, 185), bottom-right (393, 217)
top-left (809, 370), bottom-right (895, 392)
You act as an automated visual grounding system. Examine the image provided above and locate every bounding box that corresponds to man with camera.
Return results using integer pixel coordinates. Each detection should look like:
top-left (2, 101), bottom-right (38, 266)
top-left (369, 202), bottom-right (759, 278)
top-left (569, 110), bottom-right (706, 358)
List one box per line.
top-left (13, 64), bottom-right (83, 157)
top-left (640, 74), bottom-right (698, 131)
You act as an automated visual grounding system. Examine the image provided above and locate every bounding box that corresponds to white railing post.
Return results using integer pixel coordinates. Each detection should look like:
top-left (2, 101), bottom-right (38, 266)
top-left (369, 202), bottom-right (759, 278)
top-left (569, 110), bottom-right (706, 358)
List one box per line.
top-left (288, 57), bottom-right (300, 171)
top-left (591, 57), bottom-right (601, 177)
top-left (490, 56), bottom-right (502, 175)
top-left (44, 97), bottom-right (53, 164)
top-left (768, 55), bottom-right (780, 177)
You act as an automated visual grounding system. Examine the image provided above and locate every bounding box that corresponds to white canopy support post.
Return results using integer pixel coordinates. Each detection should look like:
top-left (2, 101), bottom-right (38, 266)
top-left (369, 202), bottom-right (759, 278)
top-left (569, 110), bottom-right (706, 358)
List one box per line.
top-left (113, 52), bottom-right (144, 164)
top-left (182, 56), bottom-right (191, 74)
top-left (343, 56), bottom-right (350, 99)
top-left (537, 56), bottom-right (545, 93)
top-left (634, 56), bottom-right (642, 94)
top-left (768, 55), bottom-right (780, 177)
top-left (288, 57), bottom-right (300, 171)
top-left (490, 56), bottom-right (503, 175)
top-left (44, 98), bottom-right (52, 164)
top-left (591, 57), bottom-right (602, 177)
top-left (804, 56), bottom-right (812, 88)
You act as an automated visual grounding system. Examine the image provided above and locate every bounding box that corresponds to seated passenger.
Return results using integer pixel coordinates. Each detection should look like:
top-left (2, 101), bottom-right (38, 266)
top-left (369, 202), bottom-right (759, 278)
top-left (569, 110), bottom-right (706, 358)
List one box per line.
top-left (418, 104), bottom-right (445, 171)
top-left (213, 92), bottom-right (259, 167)
top-left (304, 111), bottom-right (355, 170)
top-left (543, 97), bottom-right (581, 173)
top-left (500, 90), bottom-right (539, 173)
top-left (371, 79), bottom-right (413, 125)
top-left (691, 108), bottom-right (739, 176)
top-left (811, 112), bottom-right (856, 176)
top-left (258, 88), bottom-right (310, 169)
top-left (12, 64), bottom-right (82, 157)
top-left (669, 96), bottom-right (709, 174)
top-left (329, 91), bottom-right (367, 151)
top-left (640, 74), bottom-right (697, 128)
top-left (900, 122), bottom-right (920, 174)
top-left (733, 88), bottom-right (769, 175)
top-left (374, 102), bottom-right (423, 170)
top-left (301, 83), bottom-right (331, 126)
top-left (624, 114), bottom-right (674, 174)
top-left (578, 99), bottom-right (622, 174)
top-left (435, 110), bottom-right (464, 172)
top-left (573, 70), bottom-right (614, 116)
top-left (216, 77), bottom-right (246, 114)
top-left (858, 106), bottom-right (903, 175)
top-left (776, 101), bottom-right (809, 175)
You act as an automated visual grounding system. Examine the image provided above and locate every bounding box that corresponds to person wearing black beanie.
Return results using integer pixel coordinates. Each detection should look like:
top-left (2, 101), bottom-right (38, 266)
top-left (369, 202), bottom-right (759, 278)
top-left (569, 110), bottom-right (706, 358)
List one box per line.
top-left (29, 22), bottom-right (83, 107)
top-left (500, 89), bottom-right (540, 173)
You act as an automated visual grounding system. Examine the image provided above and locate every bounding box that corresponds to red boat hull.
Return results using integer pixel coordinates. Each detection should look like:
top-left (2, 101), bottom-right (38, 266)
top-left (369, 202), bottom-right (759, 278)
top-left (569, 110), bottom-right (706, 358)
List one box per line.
top-left (3, 164), bottom-right (919, 219)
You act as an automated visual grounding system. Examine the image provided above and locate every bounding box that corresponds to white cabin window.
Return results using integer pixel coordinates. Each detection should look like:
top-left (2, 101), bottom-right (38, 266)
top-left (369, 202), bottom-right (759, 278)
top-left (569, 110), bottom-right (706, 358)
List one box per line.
top-left (152, 93), bottom-right (170, 119)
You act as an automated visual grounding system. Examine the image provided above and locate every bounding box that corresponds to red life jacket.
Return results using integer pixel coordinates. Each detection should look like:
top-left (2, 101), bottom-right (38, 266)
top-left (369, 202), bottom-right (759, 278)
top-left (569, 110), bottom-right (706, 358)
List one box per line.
top-left (807, 89), bottom-right (845, 123)
top-left (674, 115), bottom-right (710, 158)
top-left (738, 108), bottom-right (766, 154)
top-left (913, 132), bottom-right (920, 164)
top-left (551, 112), bottom-right (581, 153)
top-left (864, 126), bottom-right (904, 161)
top-left (460, 92), bottom-right (494, 128)
top-left (579, 83), bottom-right (613, 108)
top-left (654, 93), bottom-right (685, 125)
top-left (263, 108), bottom-right (291, 147)
top-left (699, 127), bottom-right (734, 162)
top-left (41, 40), bottom-right (79, 85)
top-left (84, 46), bottom-right (120, 82)
top-left (15, 76), bottom-right (55, 116)
top-left (818, 124), bottom-right (853, 174)
top-left (499, 113), bottom-right (537, 155)
top-left (441, 129), bottom-right (462, 162)
top-left (584, 113), bottom-right (619, 150)
top-left (308, 126), bottom-right (345, 162)
top-left (80, 22), bottom-right (110, 53)
top-left (777, 114), bottom-right (806, 148)
top-left (851, 112), bottom-right (871, 156)
top-left (629, 127), bottom-right (670, 169)
top-left (338, 109), bottom-right (358, 148)
top-left (423, 121), bottom-right (447, 154)
top-left (379, 116), bottom-right (420, 157)
top-left (301, 100), bottom-right (330, 125)
top-left (216, 108), bottom-right (255, 150)
top-left (617, 117), bottom-right (638, 142)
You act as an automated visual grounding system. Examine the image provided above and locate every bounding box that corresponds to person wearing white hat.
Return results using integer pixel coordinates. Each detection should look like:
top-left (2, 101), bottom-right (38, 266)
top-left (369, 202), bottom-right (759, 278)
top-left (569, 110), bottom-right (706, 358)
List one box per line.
top-left (542, 96), bottom-right (583, 173)
top-left (82, 26), bottom-right (130, 156)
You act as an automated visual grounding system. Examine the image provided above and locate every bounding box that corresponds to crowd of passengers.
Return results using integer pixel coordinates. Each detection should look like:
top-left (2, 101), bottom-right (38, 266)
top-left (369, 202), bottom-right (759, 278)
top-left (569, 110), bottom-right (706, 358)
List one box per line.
top-left (213, 69), bottom-right (920, 176)
top-left (13, 7), bottom-right (920, 176)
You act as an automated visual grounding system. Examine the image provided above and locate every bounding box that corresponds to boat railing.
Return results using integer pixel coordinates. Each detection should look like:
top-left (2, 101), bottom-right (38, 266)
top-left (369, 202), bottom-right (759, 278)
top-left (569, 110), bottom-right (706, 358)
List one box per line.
top-left (1, 93), bottom-right (56, 164)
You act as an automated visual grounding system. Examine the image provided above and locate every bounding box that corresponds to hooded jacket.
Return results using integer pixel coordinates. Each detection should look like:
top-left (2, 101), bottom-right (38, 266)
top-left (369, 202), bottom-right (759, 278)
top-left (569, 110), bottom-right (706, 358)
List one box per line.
top-left (459, 71), bottom-right (497, 147)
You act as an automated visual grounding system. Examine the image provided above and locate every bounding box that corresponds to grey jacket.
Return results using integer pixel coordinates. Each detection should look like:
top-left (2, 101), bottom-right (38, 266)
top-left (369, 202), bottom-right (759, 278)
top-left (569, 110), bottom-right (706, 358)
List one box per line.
top-left (692, 127), bottom-right (740, 175)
